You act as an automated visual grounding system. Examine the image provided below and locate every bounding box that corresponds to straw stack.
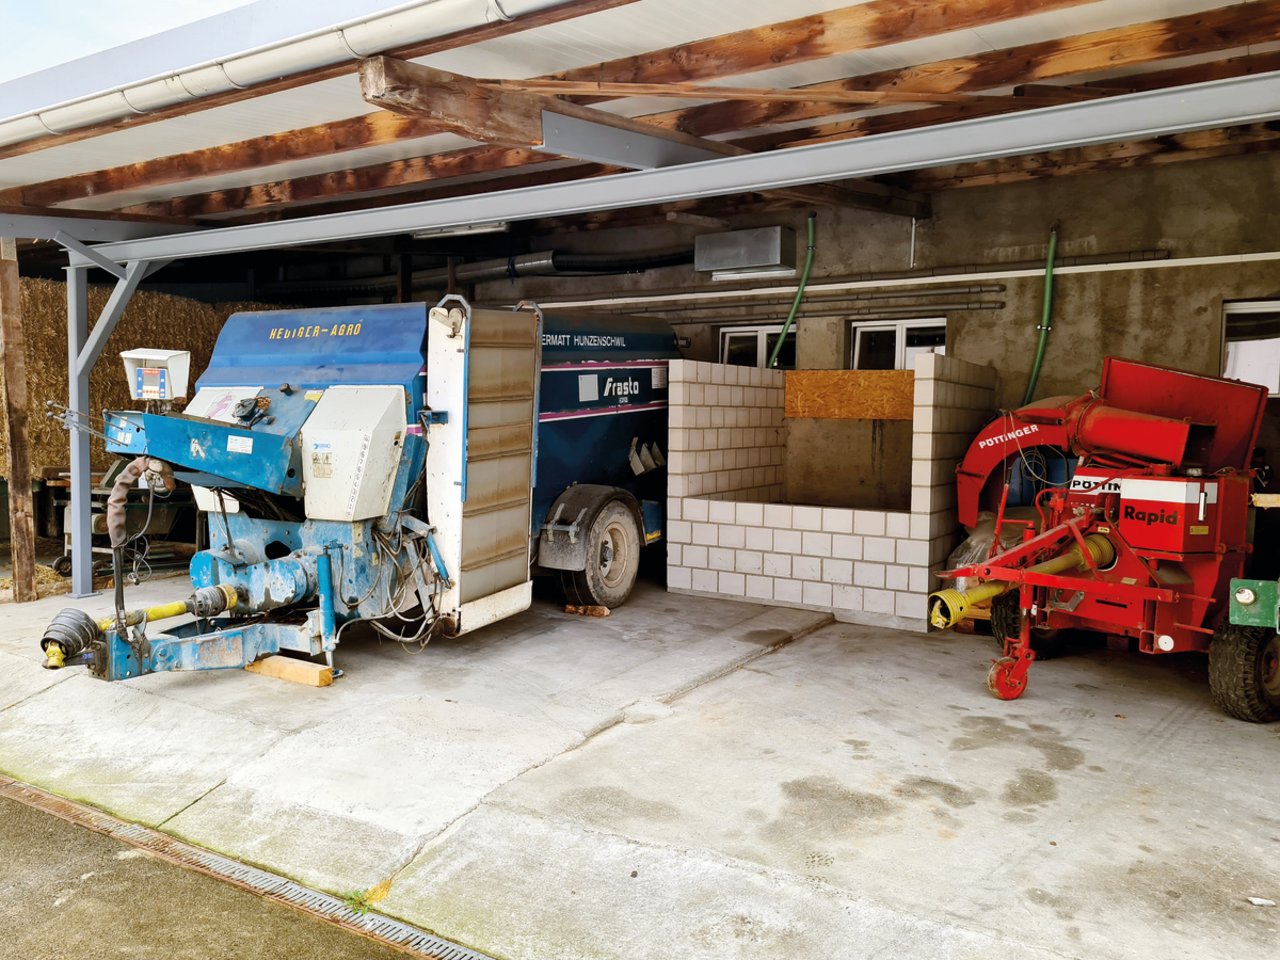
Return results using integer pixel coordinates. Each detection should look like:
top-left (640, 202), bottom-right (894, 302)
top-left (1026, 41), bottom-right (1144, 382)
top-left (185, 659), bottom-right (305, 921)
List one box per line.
top-left (0, 278), bottom-right (270, 475)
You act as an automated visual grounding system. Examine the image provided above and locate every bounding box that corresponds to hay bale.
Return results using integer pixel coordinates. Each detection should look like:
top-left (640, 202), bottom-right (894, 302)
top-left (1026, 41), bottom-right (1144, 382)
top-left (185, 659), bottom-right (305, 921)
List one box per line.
top-left (0, 278), bottom-right (272, 475)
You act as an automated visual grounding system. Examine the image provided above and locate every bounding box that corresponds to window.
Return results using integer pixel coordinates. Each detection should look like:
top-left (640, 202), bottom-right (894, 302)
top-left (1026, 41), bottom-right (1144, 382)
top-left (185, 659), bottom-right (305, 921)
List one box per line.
top-left (718, 324), bottom-right (796, 369)
top-left (850, 319), bottom-right (946, 370)
top-left (1223, 301), bottom-right (1280, 392)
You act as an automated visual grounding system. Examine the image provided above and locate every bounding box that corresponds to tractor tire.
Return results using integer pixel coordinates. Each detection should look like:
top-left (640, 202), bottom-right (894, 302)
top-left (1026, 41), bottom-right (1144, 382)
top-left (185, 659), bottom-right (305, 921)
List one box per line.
top-left (559, 500), bottom-right (641, 609)
top-left (990, 591), bottom-right (1068, 660)
top-left (1208, 622), bottom-right (1280, 723)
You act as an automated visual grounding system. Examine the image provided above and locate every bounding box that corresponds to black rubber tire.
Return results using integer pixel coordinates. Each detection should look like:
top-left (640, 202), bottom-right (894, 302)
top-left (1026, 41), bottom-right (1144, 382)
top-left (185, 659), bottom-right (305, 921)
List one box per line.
top-left (1208, 622), bottom-right (1280, 723)
top-left (559, 500), bottom-right (641, 609)
top-left (51, 555), bottom-right (73, 577)
top-left (990, 591), bottom-right (1068, 660)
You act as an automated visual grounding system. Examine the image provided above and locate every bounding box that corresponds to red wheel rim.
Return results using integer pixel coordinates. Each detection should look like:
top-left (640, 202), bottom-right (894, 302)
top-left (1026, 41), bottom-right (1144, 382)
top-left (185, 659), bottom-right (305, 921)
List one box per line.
top-left (987, 657), bottom-right (1026, 700)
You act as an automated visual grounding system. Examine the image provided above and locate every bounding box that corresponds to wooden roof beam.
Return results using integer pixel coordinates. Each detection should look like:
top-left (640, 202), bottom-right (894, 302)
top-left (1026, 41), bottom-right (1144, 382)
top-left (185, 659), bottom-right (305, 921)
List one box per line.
top-left (739, 50), bottom-right (1280, 153)
top-left (121, 147), bottom-right (563, 219)
top-left (900, 122), bottom-right (1280, 192)
top-left (485, 78), bottom-right (1074, 108)
top-left (359, 57), bottom-right (930, 218)
top-left (0, 112), bottom-right (448, 209)
top-left (664, 0), bottom-right (1280, 138)
top-left (218, 162), bottom-right (789, 226)
top-left (359, 57), bottom-right (726, 163)
top-left (249, 118), bottom-right (1280, 232)
top-left (545, 0), bottom-right (1095, 97)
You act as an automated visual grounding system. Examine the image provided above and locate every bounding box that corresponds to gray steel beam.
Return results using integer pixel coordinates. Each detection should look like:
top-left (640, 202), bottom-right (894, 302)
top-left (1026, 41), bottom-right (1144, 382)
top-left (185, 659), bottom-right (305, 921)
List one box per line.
top-left (65, 265), bottom-right (95, 598)
top-left (76, 260), bottom-right (148, 378)
top-left (54, 232), bottom-right (127, 279)
top-left (537, 110), bottom-right (725, 168)
top-left (0, 211), bottom-right (191, 243)
top-left (73, 70), bottom-right (1280, 265)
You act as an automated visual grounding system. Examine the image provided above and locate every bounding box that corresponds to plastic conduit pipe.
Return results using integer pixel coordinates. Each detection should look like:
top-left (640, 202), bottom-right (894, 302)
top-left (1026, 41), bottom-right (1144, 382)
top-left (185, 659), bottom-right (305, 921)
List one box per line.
top-left (768, 211), bottom-right (817, 369)
top-left (1022, 222), bottom-right (1060, 406)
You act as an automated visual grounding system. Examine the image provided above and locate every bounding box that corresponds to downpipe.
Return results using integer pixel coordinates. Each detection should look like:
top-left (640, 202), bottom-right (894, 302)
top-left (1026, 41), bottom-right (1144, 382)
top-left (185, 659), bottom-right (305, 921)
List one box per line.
top-left (768, 211), bottom-right (816, 369)
top-left (1022, 221), bottom-right (1060, 406)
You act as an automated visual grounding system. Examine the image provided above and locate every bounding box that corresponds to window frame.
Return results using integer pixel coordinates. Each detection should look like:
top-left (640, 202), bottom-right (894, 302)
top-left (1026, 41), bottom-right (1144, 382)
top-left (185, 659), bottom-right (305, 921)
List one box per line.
top-left (1222, 300), bottom-right (1280, 392)
top-left (717, 323), bottom-right (796, 369)
top-left (849, 317), bottom-right (947, 370)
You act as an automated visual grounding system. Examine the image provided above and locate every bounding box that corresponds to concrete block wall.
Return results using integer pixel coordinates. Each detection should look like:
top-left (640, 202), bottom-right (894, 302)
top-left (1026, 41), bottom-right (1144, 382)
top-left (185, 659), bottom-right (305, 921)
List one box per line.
top-left (667, 353), bottom-right (997, 631)
top-left (910, 353), bottom-right (1001, 567)
top-left (667, 360), bottom-right (785, 502)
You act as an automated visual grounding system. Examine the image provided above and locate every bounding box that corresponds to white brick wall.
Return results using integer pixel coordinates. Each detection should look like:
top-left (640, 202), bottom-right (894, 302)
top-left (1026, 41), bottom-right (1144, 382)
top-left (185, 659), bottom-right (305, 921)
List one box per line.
top-left (667, 360), bottom-right (785, 501)
top-left (666, 356), bottom-right (997, 631)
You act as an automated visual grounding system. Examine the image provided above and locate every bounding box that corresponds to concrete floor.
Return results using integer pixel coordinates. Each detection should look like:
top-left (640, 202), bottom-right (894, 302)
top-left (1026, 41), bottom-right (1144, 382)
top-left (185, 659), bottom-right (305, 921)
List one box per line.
top-left (0, 795), bottom-right (408, 960)
top-left (0, 578), bottom-right (1277, 960)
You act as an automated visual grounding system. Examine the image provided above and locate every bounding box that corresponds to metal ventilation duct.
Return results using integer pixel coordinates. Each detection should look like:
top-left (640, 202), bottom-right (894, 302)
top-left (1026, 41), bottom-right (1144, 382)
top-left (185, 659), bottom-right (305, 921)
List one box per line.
top-left (694, 226), bottom-right (797, 281)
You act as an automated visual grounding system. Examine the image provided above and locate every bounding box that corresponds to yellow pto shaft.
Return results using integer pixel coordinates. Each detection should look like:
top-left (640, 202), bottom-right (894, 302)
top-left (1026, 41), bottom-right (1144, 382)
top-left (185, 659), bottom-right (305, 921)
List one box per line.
top-left (93, 599), bottom-right (193, 635)
top-left (41, 584), bottom-right (238, 669)
top-left (928, 534), bottom-right (1115, 631)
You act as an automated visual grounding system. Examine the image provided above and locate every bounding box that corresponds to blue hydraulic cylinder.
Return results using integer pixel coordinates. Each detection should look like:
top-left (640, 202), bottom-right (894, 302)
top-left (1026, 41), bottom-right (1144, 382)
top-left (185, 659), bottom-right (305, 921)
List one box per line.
top-left (317, 549), bottom-right (337, 649)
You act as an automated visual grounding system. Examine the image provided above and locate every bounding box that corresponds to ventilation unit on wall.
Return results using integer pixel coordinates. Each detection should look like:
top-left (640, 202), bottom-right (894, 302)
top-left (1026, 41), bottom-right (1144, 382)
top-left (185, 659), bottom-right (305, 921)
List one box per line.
top-left (694, 226), bottom-right (797, 282)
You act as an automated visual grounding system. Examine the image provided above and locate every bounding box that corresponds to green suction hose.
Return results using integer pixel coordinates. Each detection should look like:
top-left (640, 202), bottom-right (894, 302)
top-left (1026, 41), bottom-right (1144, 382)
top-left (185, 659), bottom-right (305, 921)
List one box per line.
top-left (1022, 221), bottom-right (1060, 406)
top-left (768, 211), bottom-right (817, 369)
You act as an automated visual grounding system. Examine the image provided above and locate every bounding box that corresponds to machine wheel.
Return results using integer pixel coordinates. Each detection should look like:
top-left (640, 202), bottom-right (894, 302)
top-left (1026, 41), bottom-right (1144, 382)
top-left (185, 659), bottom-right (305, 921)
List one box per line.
top-left (987, 657), bottom-right (1027, 700)
top-left (1208, 622), bottom-right (1280, 723)
top-left (990, 592), bottom-right (1067, 660)
top-left (51, 556), bottom-right (72, 577)
top-left (559, 500), bottom-right (641, 609)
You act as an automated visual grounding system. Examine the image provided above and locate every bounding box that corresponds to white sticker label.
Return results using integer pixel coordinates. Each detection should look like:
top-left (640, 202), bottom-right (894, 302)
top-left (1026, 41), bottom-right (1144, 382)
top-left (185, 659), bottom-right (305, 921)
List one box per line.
top-left (578, 374), bottom-right (599, 402)
top-left (651, 365), bottom-right (668, 389)
top-left (227, 435), bottom-right (253, 454)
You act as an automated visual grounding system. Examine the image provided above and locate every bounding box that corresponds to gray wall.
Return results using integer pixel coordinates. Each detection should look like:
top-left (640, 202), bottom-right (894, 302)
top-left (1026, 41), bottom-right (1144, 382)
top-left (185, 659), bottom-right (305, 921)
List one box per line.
top-left (482, 152), bottom-right (1280, 399)
top-left (783, 419), bottom-right (912, 509)
top-left (478, 152), bottom-right (1280, 504)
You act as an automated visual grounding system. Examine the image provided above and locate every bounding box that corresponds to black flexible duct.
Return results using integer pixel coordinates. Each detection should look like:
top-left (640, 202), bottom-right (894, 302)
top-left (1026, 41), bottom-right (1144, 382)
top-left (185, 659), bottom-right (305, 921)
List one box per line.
top-left (549, 249), bottom-right (694, 274)
top-left (254, 246), bottom-right (696, 295)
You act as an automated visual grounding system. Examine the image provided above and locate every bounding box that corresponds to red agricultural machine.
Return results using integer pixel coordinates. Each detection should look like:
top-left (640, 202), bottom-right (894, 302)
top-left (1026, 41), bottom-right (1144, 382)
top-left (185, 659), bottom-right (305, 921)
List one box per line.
top-left (929, 357), bottom-right (1272, 718)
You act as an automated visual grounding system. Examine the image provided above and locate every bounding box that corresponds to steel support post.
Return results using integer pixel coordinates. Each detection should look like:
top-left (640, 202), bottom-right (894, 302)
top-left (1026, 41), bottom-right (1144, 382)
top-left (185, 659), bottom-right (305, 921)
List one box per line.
top-left (65, 265), bottom-right (95, 597)
top-left (77, 260), bottom-right (148, 377)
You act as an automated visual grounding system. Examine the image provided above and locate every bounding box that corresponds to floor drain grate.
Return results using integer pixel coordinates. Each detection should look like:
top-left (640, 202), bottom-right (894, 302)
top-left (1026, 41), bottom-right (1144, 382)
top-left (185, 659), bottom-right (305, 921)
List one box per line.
top-left (0, 775), bottom-right (495, 960)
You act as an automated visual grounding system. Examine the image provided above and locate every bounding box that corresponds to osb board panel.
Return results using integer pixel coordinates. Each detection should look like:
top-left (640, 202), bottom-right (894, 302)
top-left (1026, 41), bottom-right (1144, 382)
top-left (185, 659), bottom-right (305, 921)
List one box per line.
top-left (785, 369), bottom-right (915, 421)
top-left (0, 278), bottom-right (273, 475)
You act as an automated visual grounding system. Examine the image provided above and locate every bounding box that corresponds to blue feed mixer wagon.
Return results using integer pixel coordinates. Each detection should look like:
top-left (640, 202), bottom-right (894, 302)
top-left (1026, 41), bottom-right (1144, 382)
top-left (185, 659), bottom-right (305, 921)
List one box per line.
top-left (40, 297), bottom-right (678, 681)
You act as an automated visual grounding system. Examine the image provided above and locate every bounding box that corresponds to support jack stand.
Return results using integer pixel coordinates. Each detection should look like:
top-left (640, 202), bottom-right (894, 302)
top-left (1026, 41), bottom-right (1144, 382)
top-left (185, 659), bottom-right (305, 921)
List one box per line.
top-left (987, 588), bottom-right (1036, 700)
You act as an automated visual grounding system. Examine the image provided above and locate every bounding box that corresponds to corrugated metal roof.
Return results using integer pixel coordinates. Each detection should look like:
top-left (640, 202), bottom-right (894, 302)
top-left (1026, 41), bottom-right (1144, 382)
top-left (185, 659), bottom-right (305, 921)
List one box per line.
top-left (0, 0), bottom-right (1269, 218)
